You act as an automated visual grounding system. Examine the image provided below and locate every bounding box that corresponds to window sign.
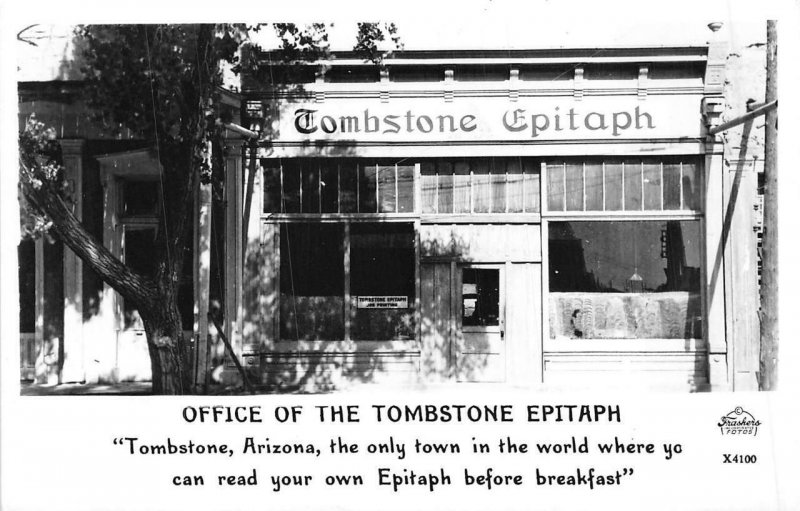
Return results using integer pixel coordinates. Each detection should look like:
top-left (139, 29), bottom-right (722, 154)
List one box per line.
top-left (356, 296), bottom-right (409, 309)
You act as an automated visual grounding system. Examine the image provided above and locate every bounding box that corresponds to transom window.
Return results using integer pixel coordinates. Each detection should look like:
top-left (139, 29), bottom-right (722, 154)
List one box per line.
top-left (421, 158), bottom-right (540, 214)
top-left (264, 159), bottom-right (414, 214)
top-left (545, 158), bottom-right (701, 213)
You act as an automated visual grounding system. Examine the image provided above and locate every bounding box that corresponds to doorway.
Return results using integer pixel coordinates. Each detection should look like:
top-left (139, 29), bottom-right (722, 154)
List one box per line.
top-left (456, 264), bottom-right (505, 382)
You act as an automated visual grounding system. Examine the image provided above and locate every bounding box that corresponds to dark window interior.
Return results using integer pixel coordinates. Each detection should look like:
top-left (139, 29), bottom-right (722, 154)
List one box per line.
top-left (462, 268), bottom-right (500, 327)
top-left (18, 240), bottom-right (35, 333)
top-left (549, 221), bottom-right (701, 293)
top-left (280, 223), bottom-right (344, 340)
top-left (350, 223), bottom-right (415, 340)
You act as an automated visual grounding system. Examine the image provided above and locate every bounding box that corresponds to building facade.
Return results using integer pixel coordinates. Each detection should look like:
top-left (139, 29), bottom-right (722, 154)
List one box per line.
top-left (18, 27), bottom-right (765, 392)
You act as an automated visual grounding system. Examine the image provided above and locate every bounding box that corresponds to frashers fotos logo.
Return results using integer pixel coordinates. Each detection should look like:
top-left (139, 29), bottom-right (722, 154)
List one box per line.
top-left (718, 407), bottom-right (762, 436)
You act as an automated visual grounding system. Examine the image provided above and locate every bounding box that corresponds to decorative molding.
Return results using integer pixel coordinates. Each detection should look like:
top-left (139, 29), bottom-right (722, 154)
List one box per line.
top-left (444, 68), bottom-right (454, 103)
top-left (509, 67), bottom-right (519, 102)
top-left (637, 64), bottom-right (649, 100)
top-left (573, 66), bottom-right (584, 99)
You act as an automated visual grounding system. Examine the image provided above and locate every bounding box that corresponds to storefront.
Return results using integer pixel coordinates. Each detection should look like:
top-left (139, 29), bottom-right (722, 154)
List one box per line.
top-left (20, 33), bottom-right (762, 392)
top-left (230, 44), bottom-right (733, 391)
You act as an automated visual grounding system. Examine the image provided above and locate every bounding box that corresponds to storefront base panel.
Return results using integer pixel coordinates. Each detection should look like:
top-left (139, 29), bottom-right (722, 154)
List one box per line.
top-left (543, 352), bottom-right (709, 391)
top-left (235, 352), bottom-right (422, 391)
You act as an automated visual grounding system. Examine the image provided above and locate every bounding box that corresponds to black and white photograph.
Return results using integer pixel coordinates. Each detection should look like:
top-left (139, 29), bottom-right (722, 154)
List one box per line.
top-left (2, 1), bottom-right (798, 509)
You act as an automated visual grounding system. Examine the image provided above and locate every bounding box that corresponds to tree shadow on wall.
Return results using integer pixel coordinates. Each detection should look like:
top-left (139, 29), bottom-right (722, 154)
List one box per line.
top-left (231, 209), bottom-right (493, 393)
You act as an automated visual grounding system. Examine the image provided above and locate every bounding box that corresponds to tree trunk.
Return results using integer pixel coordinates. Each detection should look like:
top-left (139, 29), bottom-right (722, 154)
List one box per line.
top-left (141, 298), bottom-right (194, 395)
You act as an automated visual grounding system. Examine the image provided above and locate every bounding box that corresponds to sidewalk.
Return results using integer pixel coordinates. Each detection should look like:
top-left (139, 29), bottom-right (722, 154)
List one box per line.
top-left (20, 381), bottom-right (152, 396)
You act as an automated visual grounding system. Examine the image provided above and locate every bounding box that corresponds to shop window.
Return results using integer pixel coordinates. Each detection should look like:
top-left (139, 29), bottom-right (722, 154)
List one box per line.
top-left (548, 220), bottom-right (702, 339)
top-left (264, 160), bottom-right (414, 214)
top-left (545, 158), bottom-right (701, 212)
top-left (280, 223), bottom-right (345, 340)
top-left (350, 223), bottom-right (416, 340)
top-left (421, 158), bottom-right (539, 214)
top-left (277, 222), bottom-right (415, 341)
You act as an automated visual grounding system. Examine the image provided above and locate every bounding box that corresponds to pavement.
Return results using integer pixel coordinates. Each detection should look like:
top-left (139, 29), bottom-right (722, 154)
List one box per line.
top-left (20, 381), bottom-right (153, 396)
top-left (18, 381), bottom-right (291, 396)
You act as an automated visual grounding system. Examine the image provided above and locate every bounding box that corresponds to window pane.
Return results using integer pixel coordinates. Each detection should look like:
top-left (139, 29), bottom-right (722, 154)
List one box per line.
top-left (663, 162), bottom-right (682, 209)
top-left (339, 161), bottom-right (358, 213)
top-left (377, 165), bottom-right (397, 213)
top-left (453, 161), bottom-right (471, 213)
top-left (604, 161), bottom-right (623, 211)
top-left (421, 162), bottom-right (437, 214)
top-left (548, 221), bottom-right (702, 339)
top-left (358, 164), bottom-right (377, 213)
top-left (282, 162), bottom-right (301, 213)
top-left (565, 162), bottom-right (584, 211)
top-left (490, 159), bottom-right (507, 213)
top-left (351, 223), bottom-right (415, 340)
top-left (280, 224), bottom-right (344, 340)
top-left (123, 181), bottom-right (159, 216)
top-left (397, 165), bottom-right (415, 213)
top-left (263, 164), bottom-right (281, 213)
top-left (506, 159), bottom-right (524, 213)
top-left (301, 162), bottom-right (320, 213)
top-left (472, 159), bottom-right (491, 213)
top-left (439, 161), bottom-right (455, 214)
top-left (643, 162), bottom-right (662, 210)
top-left (462, 268), bottom-right (500, 327)
top-left (523, 160), bottom-right (540, 213)
top-left (623, 160), bottom-right (642, 211)
top-left (547, 163), bottom-right (565, 212)
top-left (320, 164), bottom-right (339, 213)
top-left (585, 163), bottom-right (603, 211)
top-left (682, 161), bottom-right (701, 210)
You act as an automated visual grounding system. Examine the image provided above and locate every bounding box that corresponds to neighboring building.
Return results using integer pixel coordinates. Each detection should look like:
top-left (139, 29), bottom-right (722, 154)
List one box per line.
top-left (18, 22), bottom-right (767, 392)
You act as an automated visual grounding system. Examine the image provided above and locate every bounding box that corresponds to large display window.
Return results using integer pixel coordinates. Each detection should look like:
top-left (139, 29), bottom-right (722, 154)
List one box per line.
top-left (277, 221), bottom-right (416, 342)
top-left (544, 156), bottom-right (704, 342)
top-left (548, 220), bottom-right (702, 340)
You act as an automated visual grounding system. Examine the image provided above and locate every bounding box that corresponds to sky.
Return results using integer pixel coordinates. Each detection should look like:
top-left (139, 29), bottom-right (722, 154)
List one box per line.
top-left (11, 0), bottom-right (777, 82)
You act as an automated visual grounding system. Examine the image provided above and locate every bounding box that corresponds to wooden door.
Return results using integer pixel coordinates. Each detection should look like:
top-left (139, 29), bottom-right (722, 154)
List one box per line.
top-left (456, 264), bottom-right (505, 382)
top-left (420, 262), bottom-right (453, 380)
